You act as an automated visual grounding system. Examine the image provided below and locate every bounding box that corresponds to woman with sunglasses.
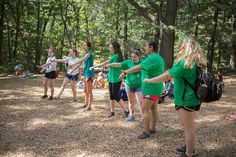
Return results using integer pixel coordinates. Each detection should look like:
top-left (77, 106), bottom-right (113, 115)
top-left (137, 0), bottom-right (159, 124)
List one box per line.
top-left (109, 49), bottom-right (143, 122)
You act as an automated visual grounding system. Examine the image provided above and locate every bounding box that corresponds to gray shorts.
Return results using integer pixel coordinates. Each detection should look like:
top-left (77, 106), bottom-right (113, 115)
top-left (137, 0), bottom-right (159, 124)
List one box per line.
top-left (125, 84), bottom-right (141, 93)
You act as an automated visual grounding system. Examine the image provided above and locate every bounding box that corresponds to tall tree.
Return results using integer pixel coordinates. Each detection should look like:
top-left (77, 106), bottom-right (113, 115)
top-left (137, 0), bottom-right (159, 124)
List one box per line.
top-left (12, 0), bottom-right (21, 62)
top-left (230, 9), bottom-right (236, 70)
top-left (0, 0), bottom-right (5, 64)
top-left (207, 1), bottom-right (219, 71)
top-left (127, 0), bottom-right (178, 68)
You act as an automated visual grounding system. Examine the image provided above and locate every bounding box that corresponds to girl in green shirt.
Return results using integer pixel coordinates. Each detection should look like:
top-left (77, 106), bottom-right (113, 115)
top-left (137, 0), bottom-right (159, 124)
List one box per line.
top-left (90, 41), bottom-right (129, 118)
top-left (120, 41), bottom-right (165, 139)
top-left (70, 41), bottom-right (94, 111)
top-left (143, 37), bottom-right (207, 157)
top-left (109, 49), bottom-right (143, 122)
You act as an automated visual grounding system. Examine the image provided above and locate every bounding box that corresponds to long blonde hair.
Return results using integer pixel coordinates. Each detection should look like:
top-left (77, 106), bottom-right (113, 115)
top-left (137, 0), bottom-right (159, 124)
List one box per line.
top-left (175, 36), bottom-right (207, 68)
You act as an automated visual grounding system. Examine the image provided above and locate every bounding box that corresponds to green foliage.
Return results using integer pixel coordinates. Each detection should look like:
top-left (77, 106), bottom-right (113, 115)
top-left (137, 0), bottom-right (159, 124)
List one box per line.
top-left (0, 0), bottom-right (235, 72)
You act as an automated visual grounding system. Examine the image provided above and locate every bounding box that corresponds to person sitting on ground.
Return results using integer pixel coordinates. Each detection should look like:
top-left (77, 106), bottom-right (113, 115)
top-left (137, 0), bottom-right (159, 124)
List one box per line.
top-left (93, 71), bottom-right (105, 88)
top-left (14, 64), bottom-right (23, 77)
top-left (160, 79), bottom-right (174, 103)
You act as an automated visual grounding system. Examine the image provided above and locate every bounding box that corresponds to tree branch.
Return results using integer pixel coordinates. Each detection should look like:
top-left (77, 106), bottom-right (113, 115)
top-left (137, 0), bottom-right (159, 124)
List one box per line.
top-left (127, 0), bottom-right (156, 22)
top-left (147, 0), bottom-right (160, 14)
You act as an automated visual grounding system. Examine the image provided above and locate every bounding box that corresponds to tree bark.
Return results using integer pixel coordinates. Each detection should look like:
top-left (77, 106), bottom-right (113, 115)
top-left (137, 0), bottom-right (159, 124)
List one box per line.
top-left (160, 0), bottom-right (178, 68)
top-left (124, 3), bottom-right (129, 51)
top-left (127, 0), bottom-right (177, 68)
top-left (0, 0), bottom-right (5, 65)
top-left (207, 2), bottom-right (219, 72)
top-left (12, 0), bottom-right (21, 63)
top-left (230, 9), bottom-right (236, 70)
top-left (35, 0), bottom-right (41, 66)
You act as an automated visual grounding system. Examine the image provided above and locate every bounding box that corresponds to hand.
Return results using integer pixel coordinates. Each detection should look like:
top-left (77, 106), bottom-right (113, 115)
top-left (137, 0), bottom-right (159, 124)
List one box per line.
top-left (119, 72), bottom-right (126, 79)
top-left (89, 67), bottom-right (94, 71)
top-left (143, 78), bottom-right (150, 83)
top-left (36, 65), bottom-right (42, 69)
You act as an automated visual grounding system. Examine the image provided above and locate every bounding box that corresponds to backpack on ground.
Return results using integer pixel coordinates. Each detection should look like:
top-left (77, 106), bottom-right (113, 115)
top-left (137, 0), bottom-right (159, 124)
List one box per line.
top-left (182, 65), bottom-right (223, 103)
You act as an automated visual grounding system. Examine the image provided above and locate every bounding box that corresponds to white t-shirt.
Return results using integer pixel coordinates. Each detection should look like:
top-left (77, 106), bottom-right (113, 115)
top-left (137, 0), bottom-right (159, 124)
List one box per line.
top-left (46, 56), bottom-right (57, 72)
top-left (64, 57), bottom-right (81, 75)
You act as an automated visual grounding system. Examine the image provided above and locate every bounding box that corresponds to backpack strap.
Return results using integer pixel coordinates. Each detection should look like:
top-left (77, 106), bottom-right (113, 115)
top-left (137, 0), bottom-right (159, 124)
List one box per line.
top-left (182, 78), bottom-right (196, 101)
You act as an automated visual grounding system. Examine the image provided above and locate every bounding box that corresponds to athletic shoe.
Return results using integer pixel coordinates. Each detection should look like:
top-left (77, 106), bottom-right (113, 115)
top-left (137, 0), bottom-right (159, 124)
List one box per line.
top-left (126, 115), bottom-right (135, 122)
top-left (176, 146), bottom-right (196, 156)
top-left (149, 129), bottom-right (157, 136)
top-left (41, 95), bottom-right (48, 99)
top-left (123, 111), bottom-right (129, 118)
top-left (54, 97), bottom-right (60, 100)
top-left (180, 153), bottom-right (191, 157)
top-left (137, 132), bottom-right (151, 139)
top-left (108, 112), bottom-right (115, 117)
top-left (83, 107), bottom-right (92, 112)
top-left (68, 99), bottom-right (77, 103)
top-left (48, 96), bottom-right (53, 100)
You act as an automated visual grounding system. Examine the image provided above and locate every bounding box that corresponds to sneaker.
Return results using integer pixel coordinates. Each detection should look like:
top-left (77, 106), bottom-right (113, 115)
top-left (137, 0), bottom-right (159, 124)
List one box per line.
top-left (41, 95), bottom-right (48, 99)
top-left (123, 111), bottom-right (129, 118)
top-left (176, 146), bottom-right (196, 156)
top-left (126, 115), bottom-right (135, 122)
top-left (48, 96), bottom-right (53, 100)
top-left (137, 132), bottom-right (151, 139)
top-left (68, 99), bottom-right (77, 103)
top-left (83, 107), bottom-right (92, 112)
top-left (81, 105), bottom-right (87, 108)
top-left (107, 112), bottom-right (115, 117)
top-left (180, 153), bottom-right (191, 157)
top-left (149, 129), bottom-right (157, 136)
top-left (54, 97), bottom-right (60, 100)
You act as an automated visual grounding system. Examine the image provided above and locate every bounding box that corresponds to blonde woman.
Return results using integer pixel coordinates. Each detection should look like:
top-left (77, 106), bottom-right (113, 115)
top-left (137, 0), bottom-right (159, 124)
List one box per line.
top-left (143, 36), bottom-right (207, 157)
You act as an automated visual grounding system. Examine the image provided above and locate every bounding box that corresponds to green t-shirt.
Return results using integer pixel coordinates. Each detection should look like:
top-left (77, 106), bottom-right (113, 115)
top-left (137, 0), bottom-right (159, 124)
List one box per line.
top-left (121, 59), bottom-right (142, 88)
top-left (83, 50), bottom-right (94, 78)
top-left (140, 53), bottom-right (164, 96)
top-left (108, 54), bottom-right (122, 83)
top-left (168, 60), bottom-right (200, 106)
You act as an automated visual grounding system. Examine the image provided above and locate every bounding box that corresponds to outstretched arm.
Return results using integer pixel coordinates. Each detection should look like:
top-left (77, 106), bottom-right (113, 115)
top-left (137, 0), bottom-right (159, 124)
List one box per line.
top-left (108, 63), bottom-right (121, 67)
top-left (143, 72), bottom-right (173, 83)
top-left (89, 60), bottom-right (110, 70)
top-left (119, 65), bottom-right (142, 79)
top-left (50, 59), bottom-right (65, 63)
top-left (70, 53), bottom-right (90, 69)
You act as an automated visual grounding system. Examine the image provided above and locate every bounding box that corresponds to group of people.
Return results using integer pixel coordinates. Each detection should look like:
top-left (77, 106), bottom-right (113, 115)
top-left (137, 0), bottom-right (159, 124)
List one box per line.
top-left (36, 36), bottom-right (207, 157)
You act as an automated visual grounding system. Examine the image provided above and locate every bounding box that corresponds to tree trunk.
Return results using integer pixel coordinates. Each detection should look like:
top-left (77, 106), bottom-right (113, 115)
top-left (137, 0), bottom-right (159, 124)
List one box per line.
top-left (13, 0), bottom-right (21, 63)
top-left (160, 0), bottom-right (178, 68)
top-left (71, 2), bottom-right (81, 49)
top-left (7, 17), bottom-right (11, 62)
top-left (207, 2), bottom-right (219, 72)
top-left (230, 10), bottom-right (236, 70)
top-left (0, 0), bottom-right (5, 65)
top-left (85, 7), bottom-right (89, 41)
top-left (123, 2), bottom-right (128, 52)
top-left (35, 0), bottom-right (41, 66)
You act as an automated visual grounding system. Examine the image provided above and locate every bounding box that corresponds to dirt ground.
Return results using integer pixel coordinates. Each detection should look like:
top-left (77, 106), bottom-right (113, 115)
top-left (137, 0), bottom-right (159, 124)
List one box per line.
top-left (0, 74), bottom-right (235, 157)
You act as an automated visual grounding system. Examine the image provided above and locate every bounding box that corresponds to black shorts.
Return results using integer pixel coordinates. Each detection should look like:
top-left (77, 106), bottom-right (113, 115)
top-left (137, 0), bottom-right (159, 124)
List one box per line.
top-left (65, 73), bottom-right (78, 81)
top-left (45, 71), bottom-right (56, 79)
top-left (109, 81), bottom-right (122, 102)
top-left (175, 104), bottom-right (201, 112)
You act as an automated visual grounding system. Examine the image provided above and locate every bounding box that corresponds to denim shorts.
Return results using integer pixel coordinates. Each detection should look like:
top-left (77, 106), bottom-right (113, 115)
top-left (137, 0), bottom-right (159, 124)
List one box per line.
top-left (65, 73), bottom-right (78, 81)
top-left (125, 84), bottom-right (141, 93)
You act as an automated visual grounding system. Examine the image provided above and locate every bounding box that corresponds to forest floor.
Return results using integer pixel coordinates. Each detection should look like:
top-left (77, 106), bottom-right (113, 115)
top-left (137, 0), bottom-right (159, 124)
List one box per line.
top-left (0, 74), bottom-right (235, 157)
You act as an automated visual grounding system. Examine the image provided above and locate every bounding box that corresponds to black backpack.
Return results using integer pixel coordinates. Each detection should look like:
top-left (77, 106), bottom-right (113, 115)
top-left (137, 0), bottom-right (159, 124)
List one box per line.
top-left (182, 65), bottom-right (223, 103)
